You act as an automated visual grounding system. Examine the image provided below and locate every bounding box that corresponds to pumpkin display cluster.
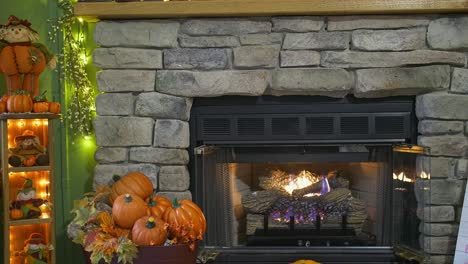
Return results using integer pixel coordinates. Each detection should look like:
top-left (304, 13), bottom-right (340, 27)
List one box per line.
top-left (68, 171), bottom-right (207, 264)
top-left (109, 172), bottom-right (207, 248)
top-left (0, 90), bottom-right (61, 114)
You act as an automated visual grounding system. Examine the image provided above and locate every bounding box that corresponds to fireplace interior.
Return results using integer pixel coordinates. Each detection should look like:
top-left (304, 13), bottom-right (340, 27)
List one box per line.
top-left (190, 96), bottom-right (430, 263)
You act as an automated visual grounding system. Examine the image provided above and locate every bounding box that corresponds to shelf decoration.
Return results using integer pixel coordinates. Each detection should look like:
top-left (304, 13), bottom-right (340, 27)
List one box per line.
top-left (23, 233), bottom-right (53, 264)
top-left (9, 129), bottom-right (48, 167)
top-left (10, 177), bottom-right (46, 219)
top-left (0, 15), bottom-right (57, 96)
top-left (49, 0), bottom-right (96, 137)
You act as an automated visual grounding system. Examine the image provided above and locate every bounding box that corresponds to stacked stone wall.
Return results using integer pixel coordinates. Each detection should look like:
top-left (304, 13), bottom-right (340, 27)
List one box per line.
top-left (92, 15), bottom-right (468, 262)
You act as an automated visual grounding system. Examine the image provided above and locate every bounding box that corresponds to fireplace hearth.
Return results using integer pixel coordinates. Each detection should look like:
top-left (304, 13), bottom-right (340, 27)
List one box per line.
top-left (190, 96), bottom-right (430, 263)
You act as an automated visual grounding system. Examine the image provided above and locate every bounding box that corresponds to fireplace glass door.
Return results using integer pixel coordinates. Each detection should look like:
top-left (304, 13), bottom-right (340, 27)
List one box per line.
top-left (194, 144), bottom-right (430, 259)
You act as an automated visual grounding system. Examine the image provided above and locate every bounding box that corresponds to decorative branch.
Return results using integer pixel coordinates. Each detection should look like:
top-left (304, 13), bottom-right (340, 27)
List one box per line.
top-left (49, 0), bottom-right (96, 137)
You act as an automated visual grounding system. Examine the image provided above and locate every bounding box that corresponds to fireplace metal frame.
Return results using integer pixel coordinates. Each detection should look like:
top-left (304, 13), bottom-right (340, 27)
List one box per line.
top-left (189, 96), bottom-right (419, 263)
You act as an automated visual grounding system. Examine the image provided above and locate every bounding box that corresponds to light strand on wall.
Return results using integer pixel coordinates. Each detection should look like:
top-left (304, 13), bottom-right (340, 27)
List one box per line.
top-left (49, 0), bottom-right (96, 138)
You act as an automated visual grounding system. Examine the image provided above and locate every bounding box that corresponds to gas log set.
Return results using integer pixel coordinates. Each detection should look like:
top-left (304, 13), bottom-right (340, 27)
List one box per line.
top-left (241, 169), bottom-right (369, 247)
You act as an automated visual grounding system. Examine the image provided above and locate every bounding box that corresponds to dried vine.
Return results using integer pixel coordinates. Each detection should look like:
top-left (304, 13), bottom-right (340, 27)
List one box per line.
top-left (49, 0), bottom-right (96, 137)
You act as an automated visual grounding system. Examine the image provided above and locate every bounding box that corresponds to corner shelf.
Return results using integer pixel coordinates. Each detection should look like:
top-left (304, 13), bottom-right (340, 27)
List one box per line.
top-left (9, 218), bottom-right (52, 226)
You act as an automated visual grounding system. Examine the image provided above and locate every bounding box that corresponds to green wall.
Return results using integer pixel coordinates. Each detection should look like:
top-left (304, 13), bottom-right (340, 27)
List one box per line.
top-left (0, 1), bottom-right (97, 263)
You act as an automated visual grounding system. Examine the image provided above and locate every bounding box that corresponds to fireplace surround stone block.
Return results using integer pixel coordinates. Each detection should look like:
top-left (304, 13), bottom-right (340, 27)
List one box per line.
top-left (129, 147), bottom-right (189, 165)
top-left (351, 28), bottom-right (427, 51)
top-left (179, 35), bottom-right (240, 48)
top-left (156, 70), bottom-right (269, 97)
top-left (271, 68), bottom-right (353, 96)
top-left (95, 21), bottom-right (179, 48)
top-left (355, 65), bottom-right (450, 98)
top-left (96, 93), bottom-right (134, 116)
top-left (158, 166), bottom-right (190, 191)
top-left (180, 19), bottom-right (271, 36)
top-left (327, 15), bottom-right (431, 31)
top-left (153, 119), bottom-right (189, 149)
top-left (417, 206), bottom-right (455, 222)
top-left (422, 236), bottom-right (457, 254)
top-left (418, 135), bottom-right (468, 157)
top-left (451, 67), bottom-right (468, 94)
top-left (428, 17), bottom-right (468, 50)
top-left (419, 223), bottom-right (459, 237)
top-left (321, 50), bottom-right (465, 68)
top-left (280, 50), bottom-right (320, 67)
top-left (134, 92), bottom-right (192, 121)
top-left (416, 92), bottom-right (468, 120)
top-left (97, 70), bottom-right (156, 92)
top-left (94, 147), bottom-right (128, 164)
top-left (428, 180), bottom-right (465, 205)
top-left (163, 48), bottom-right (230, 70)
top-left (271, 16), bottom-right (324, 32)
top-left (93, 47), bottom-right (162, 69)
top-left (233, 45), bottom-right (280, 68)
top-left (94, 116), bottom-right (154, 146)
top-left (283, 32), bottom-right (350, 50)
top-left (239, 33), bottom-right (283, 45)
top-left (418, 120), bottom-right (464, 135)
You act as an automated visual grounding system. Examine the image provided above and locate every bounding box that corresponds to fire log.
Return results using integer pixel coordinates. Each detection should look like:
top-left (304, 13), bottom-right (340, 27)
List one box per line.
top-left (291, 180), bottom-right (323, 197)
top-left (242, 190), bottom-right (279, 214)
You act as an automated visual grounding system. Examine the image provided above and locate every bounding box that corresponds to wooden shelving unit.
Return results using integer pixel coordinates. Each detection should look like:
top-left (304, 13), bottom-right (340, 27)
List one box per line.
top-left (74, 0), bottom-right (468, 20)
top-left (1, 114), bottom-right (59, 264)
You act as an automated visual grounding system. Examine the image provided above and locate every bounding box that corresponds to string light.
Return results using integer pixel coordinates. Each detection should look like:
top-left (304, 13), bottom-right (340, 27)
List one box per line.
top-left (49, 0), bottom-right (96, 138)
top-left (33, 119), bottom-right (41, 126)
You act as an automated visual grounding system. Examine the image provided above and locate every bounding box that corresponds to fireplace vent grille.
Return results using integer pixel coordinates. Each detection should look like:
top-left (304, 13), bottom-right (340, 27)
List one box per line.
top-left (192, 96), bottom-right (415, 144)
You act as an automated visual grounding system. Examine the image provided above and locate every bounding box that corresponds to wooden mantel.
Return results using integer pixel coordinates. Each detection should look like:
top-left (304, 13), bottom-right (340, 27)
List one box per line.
top-left (74, 0), bottom-right (468, 20)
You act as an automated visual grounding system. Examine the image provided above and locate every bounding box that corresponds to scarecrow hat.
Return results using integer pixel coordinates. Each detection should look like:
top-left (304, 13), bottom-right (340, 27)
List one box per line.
top-left (15, 130), bottom-right (38, 143)
top-left (25, 233), bottom-right (46, 245)
top-left (3, 15), bottom-right (37, 34)
top-left (17, 177), bottom-right (36, 196)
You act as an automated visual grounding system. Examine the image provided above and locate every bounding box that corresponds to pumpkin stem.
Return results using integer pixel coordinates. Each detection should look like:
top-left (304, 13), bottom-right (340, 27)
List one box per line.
top-left (146, 217), bottom-right (156, 229)
top-left (148, 199), bottom-right (156, 207)
top-left (124, 194), bottom-right (133, 203)
top-left (112, 175), bottom-right (121, 182)
top-left (172, 198), bottom-right (181, 208)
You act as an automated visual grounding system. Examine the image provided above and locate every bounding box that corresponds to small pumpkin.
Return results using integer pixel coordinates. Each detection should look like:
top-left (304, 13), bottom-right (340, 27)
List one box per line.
top-left (22, 156), bottom-right (36, 167)
top-left (33, 102), bottom-right (49, 113)
top-left (0, 101), bottom-right (6, 113)
top-left (131, 216), bottom-right (168, 246)
top-left (7, 90), bottom-right (33, 113)
top-left (146, 195), bottom-right (171, 219)
top-left (10, 208), bottom-right (23, 220)
top-left (110, 172), bottom-right (154, 204)
top-left (112, 193), bottom-right (147, 229)
top-left (1, 94), bottom-right (9, 103)
top-left (48, 102), bottom-right (61, 114)
top-left (163, 199), bottom-right (207, 244)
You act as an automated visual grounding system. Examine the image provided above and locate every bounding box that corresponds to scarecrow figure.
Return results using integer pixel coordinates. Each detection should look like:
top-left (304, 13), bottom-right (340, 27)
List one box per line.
top-left (9, 130), bottom-right (48, 167)
top-left (10, 177), bottom-right (46, 219)
top-left (23, 233), bottom-right (50, 264)
top-left (0, 15), bottom-right (57, 96)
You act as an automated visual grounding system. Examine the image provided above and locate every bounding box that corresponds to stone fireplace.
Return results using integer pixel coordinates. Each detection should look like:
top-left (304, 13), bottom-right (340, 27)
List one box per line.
top-left (91, 15), bottom-right (468, 263)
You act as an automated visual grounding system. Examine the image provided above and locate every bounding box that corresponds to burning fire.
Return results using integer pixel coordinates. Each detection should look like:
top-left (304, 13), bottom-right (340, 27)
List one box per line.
top-left (283, 170), bottom-right (319, 195)
top-left (393, 172), bottom-right (413, 183)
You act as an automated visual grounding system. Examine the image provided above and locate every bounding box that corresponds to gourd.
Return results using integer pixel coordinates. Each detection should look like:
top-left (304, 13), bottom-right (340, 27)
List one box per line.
top-left (112, 194), bottom-right (147, 229)
top-left (131, 216), bottom-right (168, 246)
top-left (32, 92), bottom-right (49, 113)
top-left (146, 195), bottom-right (171, 219)
top-left (6, 90), bottom-right (33, 113)
top-left (162, 199), bottom-right (207, 244)
top-left (109, 172), bottom-right (153, 204)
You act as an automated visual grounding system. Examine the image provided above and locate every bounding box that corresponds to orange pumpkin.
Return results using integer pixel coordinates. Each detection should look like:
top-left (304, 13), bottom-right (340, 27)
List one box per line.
top-left (1, 95), bottom-right (9, 103)
top-left (112, 193), bottom-right (147, 229)
top-left (146, 195), bottom-right (171, 219)
top-left (7, 90), bottom-right (33, 113)
top-left (0, 101), bottom-right (6, 113)
top-left (162, 199), bottom-right (207, 244)
top-left (22, 156), bottom-right (36, 167)
top-left (48, 102), bottom-right (61, 114)
top-left (131, 216), bottom-right (168, 246)
top-left (10, 208), bottom-right (23, 220)
top-left (110, 172), bottom-right (154, 204)
top-left (33, 102), bottom-right (49, 113)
